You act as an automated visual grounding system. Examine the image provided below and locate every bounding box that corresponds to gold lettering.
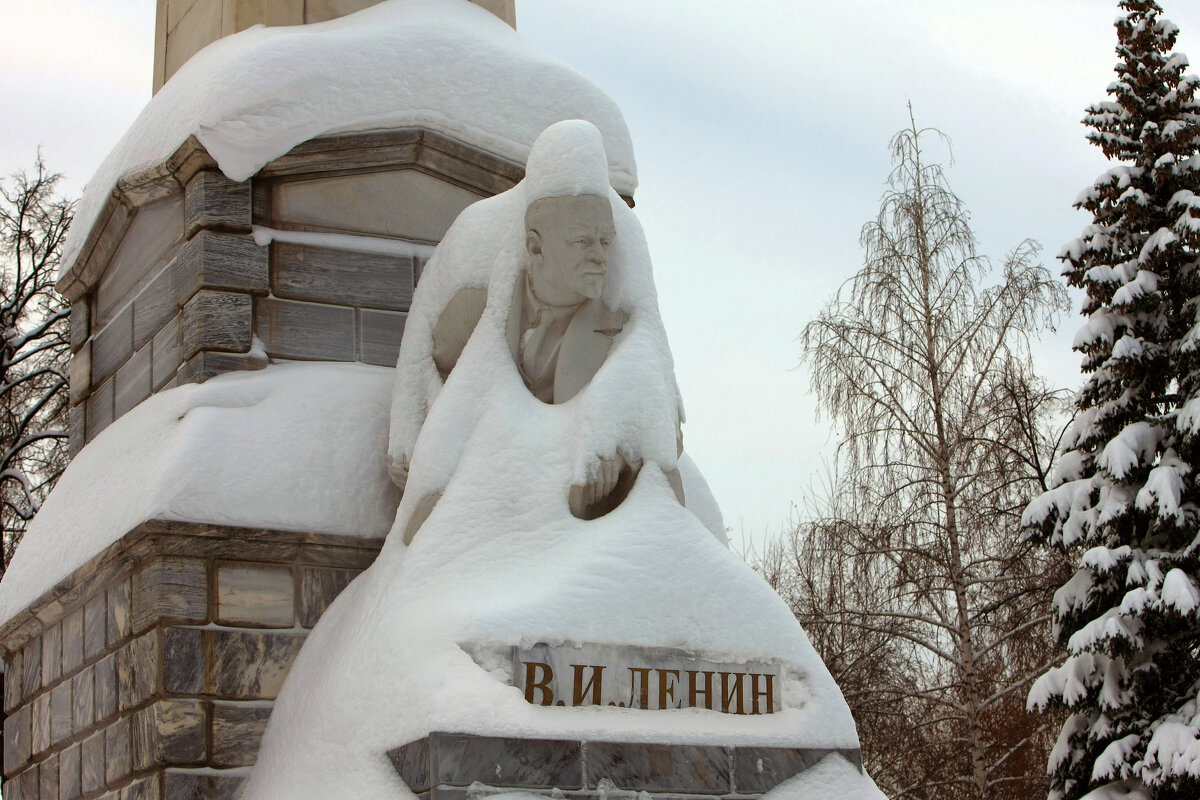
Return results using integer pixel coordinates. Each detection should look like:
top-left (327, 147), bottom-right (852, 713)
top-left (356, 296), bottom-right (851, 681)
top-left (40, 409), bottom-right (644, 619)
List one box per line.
top-left (750, 672), bottom-right (775, 714)
top-left (720, 671), bottom-right (745, 715)
top-left (523, 661), bottom-right (554, 706)
top-left (571, 664), bottom-right (605, 706)
top-left (687, 670), bottom-right (715, 710)
top-left (656, 669), bottom-right (681, 709)
top-left (628, 667), bottom-right (651, 709)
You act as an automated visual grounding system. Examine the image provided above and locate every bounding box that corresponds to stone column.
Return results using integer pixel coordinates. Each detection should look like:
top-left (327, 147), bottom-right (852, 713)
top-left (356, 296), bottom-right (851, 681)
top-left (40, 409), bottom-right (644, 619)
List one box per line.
top-left (153, 0), bottom-right (518, 93)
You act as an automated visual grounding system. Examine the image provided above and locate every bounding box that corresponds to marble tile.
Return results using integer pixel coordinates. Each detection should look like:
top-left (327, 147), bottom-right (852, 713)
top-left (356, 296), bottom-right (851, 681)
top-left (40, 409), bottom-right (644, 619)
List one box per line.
top-left (298, 567), bottom-right (357, 628)
top-left (59, 741), bottom-right (81, 800)
top-left (391, 733), bottom-right (584, 792)
top-left (105, 716), bottom-right (132, 785)
top-left (5, 649), bottom-right (23, 712)
top-left (83, 595), bottom-right (107, 663)
top-left (211, 702), bottom-right (271, 767)
top-left (216, 564), bottom-right (295, 628)
top-left (23, 638), bottom-right (42, 697)
top-left (42, 624), bottom-right (62, 686)
top-left (80, 731), bottom-right (105, 794)
top-left (207, 630), bottom-right (306, 699)
top-left (50, 681), bottom-right (73, 743)
top-left (733, 747), bottom-right (845, 794)
top-left (163, 627), bottom-right (204, 694)
top-left (3, 703), bottom-right (31, 773)
top-left (38, 752), bottom-right (58, 800)
top-left (585, 741), bottom-right (730, 794)
top-left (71, 667), bottom-right (94, 734)
top-left (118, 632), bottom-right (159, 711)
top-left (107, 578), bottom-right (132, 647)
top-left (133, 699), bottom-right (207, 769)
top-left (94, 652), bottom-right (118, 722)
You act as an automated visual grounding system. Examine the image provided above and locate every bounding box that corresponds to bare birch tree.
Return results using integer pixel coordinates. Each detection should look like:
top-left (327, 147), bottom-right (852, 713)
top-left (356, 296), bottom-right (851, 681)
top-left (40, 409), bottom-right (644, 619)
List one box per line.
top-left (0, 157), bottom-right (73, 574)
top-left (793, 110), bottom-right (1070, 800)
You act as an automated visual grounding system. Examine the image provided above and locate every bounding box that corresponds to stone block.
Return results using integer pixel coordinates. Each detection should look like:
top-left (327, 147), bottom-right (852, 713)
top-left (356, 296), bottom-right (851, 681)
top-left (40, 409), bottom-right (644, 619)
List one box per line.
top-left (273, 168), bottom-right (481, 242)
top-left (208, 629), bottom-right (305, 699)
top-left (185, 171), bottom-right (251, 238)
top-left (180, 290), bottom-right (252, 360)
top-left (390, 733), bottom-right (584, 793)
top-left (163, 627), bottom-right (204, 695)
top-left (176, 232), bottom-right (267, 303)
top-left (133, 699), bottom-right (207, 769)
top-left (163, 770), bottom-right (243, 800)
top-left (59, 742), bottom-right (81, 800)
top-left (86, 377), bottom-right (114, 440)
top-left (108, 578), bottom-right (132, 647)
top-left (62, 608), bottom-right (84, 675)
top-left (298, 567), bottom-right (357, 628)
top-left (23, 637), bottom-right (42, 697)
top-left (42, 624), bottom-right (63, 688)
top-left (72, 667), bottom-right (94, 734)
top-left (254, 297), bottom-right (355, 361)
top-left (133, 264), bottom-right (178, 350)
top-left (94, 652), bottom-right (118, 722)
top-left (84, 594), bottom-right (107, 663)
top-left (115, 346), bottom-right (152, 418)
top-left (38, 752), bottom-right (58, 800)
top-left (732, 747), bottom-right (849, 794)
top-left (31, 694), bottom-right (50, 756)
top-left (151, 316), bottom-right (182, 390)
top-left (216, 564), bottom-right (294, 627)
top-left (69, 403), bottom-right (85, 457)
top-left (359, 308), bottom-right (407, 367)
top-left (95, 199), bottom-right (183, 327)
top-left (3, 702), bottom-right (31, 773)
top-left (70, 302), bottom-right (89, 352)
top-left (69, 342), bottom-right (90, 406)
top-left (19, 766), bottom-right (38, 800)
top-left (51, 679), bottom-right (73, 743)
top-left (92, 304), bottom-right (133, 385)
top-left (585, 741), bottom-right (730, 794)
top-left (272, 242), bottom-right (414, 311)
top-left (5, 649), bottom-right (23, 713)
top-left (118, 632), bottom-right (160, 711)
top-left (174, 349), bottom-right (267, 386)
top-left (132, 558), bottom-right (207, 631)
top-left (211, 702), bottom-right (271, 767)
top-left (80, 731), bottom-right (105, 794)
top-left (123, 776), bottom-right (162, 800)
top-left (105, 716), bottom-right (132, 785)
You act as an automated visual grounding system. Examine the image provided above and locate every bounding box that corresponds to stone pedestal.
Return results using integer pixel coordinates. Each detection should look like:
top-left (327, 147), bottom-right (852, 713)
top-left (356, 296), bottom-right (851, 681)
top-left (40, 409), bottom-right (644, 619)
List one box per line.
top-left (0, 521), bottom-right (382, 800)
top-left (58, 129), bottom-right (524, 454)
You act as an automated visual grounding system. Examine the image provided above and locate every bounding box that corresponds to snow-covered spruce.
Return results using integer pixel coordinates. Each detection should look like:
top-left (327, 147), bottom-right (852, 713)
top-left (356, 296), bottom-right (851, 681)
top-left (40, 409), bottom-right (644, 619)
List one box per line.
top-left (1024, 3), bottom-right (1200, 798)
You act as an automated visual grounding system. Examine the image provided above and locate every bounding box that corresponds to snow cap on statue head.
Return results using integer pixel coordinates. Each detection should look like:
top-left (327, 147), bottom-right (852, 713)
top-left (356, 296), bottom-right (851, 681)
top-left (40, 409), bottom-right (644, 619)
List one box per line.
top-left (524, 120), bottom-right (612, 202)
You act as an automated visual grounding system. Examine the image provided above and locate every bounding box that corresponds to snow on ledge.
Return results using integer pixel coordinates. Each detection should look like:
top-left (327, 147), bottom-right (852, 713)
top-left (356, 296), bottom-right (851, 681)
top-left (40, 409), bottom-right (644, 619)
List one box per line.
top-left (59, 0), bottom-right (638, 278)
top-left (0, 363), bottom-right (400, 625)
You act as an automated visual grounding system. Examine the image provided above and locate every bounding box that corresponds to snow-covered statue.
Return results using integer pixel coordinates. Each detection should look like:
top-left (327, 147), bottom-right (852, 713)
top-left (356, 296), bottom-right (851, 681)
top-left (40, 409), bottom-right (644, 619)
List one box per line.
top-left (243, 120), bottom-right (878, 800)
top-left (387, 120), bottom-right (687, 542)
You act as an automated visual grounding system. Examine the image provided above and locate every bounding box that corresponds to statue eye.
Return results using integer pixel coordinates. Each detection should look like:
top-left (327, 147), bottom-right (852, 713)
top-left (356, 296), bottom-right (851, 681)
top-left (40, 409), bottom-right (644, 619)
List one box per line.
top-left (600, 238), bottom-right (612, 248)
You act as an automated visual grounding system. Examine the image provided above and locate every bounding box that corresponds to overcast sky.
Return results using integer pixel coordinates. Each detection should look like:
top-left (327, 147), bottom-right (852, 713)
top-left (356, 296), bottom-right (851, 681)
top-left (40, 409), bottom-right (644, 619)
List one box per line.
top-left (3, 0), bottom-right (1200, 541)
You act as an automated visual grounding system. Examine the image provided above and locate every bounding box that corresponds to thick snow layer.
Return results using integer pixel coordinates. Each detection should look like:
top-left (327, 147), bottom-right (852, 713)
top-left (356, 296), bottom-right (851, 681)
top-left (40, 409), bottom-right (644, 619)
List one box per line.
top-left (244, 122), bottom-right (857, 800)
top-left (60, 0), bottom-right (637, 278)
top-left (0, 363), bottom-right (400, 624)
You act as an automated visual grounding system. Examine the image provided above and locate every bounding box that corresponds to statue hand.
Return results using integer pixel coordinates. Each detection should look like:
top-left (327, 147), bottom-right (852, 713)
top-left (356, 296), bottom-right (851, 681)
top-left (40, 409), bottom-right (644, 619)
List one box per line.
top-left (569, 452), bottom-right (636, 518)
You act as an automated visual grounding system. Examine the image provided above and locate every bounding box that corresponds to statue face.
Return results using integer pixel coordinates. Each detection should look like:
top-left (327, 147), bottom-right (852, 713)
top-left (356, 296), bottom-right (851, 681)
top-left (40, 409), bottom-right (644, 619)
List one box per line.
top-left (525, 195), bottom-right (616, 306)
